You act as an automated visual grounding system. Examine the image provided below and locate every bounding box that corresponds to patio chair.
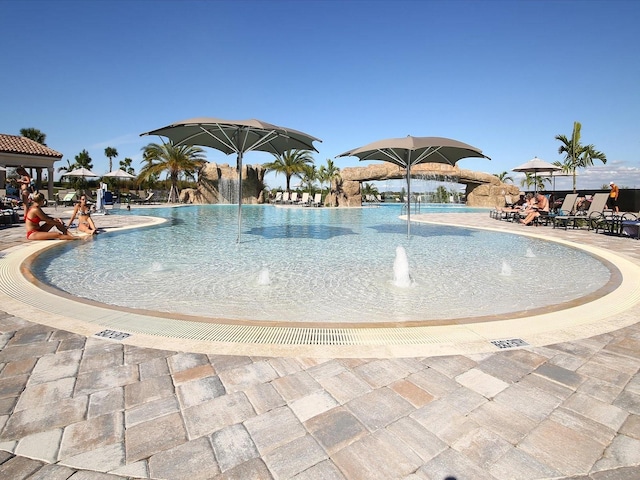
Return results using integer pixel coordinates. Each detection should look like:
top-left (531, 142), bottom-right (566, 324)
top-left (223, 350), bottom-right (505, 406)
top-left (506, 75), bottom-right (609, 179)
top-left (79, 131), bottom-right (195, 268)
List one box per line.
top-left (133, 191), bottom-right (155, 204)
top-left (61, 191), bottom-right (77, 206)
top-left (620, 212), bottom-right (640, 239)
top-left (298, 192), bottom-right (310, 206)
top-left (553, 193), bottom-right (609, 230)
top-left (539, 193), bottom-right (578, 226)
top-left (289, 192), bottom-right (299, 204)
top-left (273, 191), bottom-right (283, 204)
top-left (312, 193), bottom-right (322, 207)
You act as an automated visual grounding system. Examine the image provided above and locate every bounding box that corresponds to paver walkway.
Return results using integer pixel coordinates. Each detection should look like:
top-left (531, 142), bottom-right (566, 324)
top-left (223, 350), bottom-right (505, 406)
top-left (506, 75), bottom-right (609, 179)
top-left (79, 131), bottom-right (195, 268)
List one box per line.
top-left (0, 209), bottom-right (639, 479)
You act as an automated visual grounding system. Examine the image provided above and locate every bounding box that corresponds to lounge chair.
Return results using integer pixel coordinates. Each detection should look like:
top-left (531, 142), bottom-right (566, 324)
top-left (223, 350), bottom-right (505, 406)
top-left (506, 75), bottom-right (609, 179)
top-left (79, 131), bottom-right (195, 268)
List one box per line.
top-left (280, 191), bottom-right (290, 204)
top-left (298, 192), bottom-right (310, 206)
top-left (539, 193), bottom-right (578, 226)
top-left (312, 193), bottom-right (322, 207)
top-left (620, 213), bottom-right (640, 239)
top-left (133, 191), bottom-right (155, 204)
top-left (553, 192), bottom-right (609, 230)
top-left (289, 192), bottom-right (298, 204)
top-left (61, 191), bottom-right (77, 206)
top-left (273, 191), bottom-right (283, 204)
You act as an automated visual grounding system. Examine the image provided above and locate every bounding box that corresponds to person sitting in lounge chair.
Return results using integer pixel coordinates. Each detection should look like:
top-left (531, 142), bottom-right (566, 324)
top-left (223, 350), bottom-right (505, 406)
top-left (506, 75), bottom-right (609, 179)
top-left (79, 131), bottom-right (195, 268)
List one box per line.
top-left (68, 194), bottom-right (98, 235)
top-left (520, 192), bottom-right (549, 225)
top-left (25, 193), bottom-right (77, 240)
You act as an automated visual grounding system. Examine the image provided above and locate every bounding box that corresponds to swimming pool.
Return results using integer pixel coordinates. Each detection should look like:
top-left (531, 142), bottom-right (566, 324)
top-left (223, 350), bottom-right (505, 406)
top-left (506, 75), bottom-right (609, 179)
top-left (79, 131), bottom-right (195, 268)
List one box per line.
top-left (32, 204), bottom-right (611, 324)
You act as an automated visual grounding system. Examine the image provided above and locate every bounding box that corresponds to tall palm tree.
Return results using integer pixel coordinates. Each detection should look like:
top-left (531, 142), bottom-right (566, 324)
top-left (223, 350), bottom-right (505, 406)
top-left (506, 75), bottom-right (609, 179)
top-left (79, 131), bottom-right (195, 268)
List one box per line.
top-left (317, 158), bottom-right (341, 195)
top-left (139, 141), bottom-right (205, 203)
top-left (263, 149), bottom-right (314, 192)
top-left (556, 121), bottom-right (607, 193)
top-left (104, 147), bottom-right (118, 172)
top-left (20, 127), bottom-right (47, 145)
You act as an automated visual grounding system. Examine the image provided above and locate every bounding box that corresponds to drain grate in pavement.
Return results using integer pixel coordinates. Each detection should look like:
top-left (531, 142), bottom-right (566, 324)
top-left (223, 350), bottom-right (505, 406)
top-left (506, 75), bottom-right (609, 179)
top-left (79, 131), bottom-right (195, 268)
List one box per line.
top-left (95, 329), bottom-right (131, 341)
top-left (491, 338), bottom-right (529, 349)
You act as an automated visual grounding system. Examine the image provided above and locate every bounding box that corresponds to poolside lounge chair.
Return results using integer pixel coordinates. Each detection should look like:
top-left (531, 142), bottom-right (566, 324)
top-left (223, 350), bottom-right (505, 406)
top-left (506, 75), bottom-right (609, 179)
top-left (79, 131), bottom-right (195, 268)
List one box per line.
top-left (620, 212), bottom-right (640, 239)
top-left (273, 191), bottom-right (283, 204)
top-left (298, 192), bottom-right (310, 206)
top-left (553, 192), bottom-right (609, 230)
top-left (289, 192), bottom-right (298, 204)
top-left (281, 192), bottom-right (290, 204)
top-left (539, 193), bottom-right (579, 226)
top-left (133, 191), bottom-right (155, 204)
top-left (61, 191), bottom-right (77, 206)
top-left (312, 193), bottom-right (322, 207)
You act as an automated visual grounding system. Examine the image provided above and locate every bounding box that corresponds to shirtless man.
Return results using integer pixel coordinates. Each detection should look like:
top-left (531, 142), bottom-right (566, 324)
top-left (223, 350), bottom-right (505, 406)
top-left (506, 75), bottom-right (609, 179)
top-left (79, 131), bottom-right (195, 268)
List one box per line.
top-left (520, 192), bottom-right (549, 225)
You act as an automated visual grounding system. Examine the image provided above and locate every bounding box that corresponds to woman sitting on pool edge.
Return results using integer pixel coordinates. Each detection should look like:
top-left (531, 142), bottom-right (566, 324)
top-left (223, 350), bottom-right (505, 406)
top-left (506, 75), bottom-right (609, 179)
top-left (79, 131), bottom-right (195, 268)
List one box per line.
top-left (68, 194), bottom-right (98, 235)
top-left (25, 192), bottom-right (78, 240)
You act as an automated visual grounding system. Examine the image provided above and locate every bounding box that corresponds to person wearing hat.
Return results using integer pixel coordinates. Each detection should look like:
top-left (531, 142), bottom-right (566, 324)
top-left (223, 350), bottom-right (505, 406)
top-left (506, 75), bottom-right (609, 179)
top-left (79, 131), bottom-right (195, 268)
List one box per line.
top-left (609, 181), bottom-right (619, 212)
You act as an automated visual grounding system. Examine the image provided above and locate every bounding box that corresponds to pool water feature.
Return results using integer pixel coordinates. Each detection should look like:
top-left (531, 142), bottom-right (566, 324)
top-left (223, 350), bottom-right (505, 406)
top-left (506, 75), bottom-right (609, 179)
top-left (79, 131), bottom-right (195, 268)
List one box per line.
top-left (32, 204), bottom-right (611, 325)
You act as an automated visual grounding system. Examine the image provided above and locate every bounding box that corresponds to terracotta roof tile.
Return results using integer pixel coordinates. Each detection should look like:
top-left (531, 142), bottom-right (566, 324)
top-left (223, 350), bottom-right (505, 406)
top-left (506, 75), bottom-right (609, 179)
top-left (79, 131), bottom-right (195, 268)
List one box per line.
top-left (0, 134), bottom-right (63, 158)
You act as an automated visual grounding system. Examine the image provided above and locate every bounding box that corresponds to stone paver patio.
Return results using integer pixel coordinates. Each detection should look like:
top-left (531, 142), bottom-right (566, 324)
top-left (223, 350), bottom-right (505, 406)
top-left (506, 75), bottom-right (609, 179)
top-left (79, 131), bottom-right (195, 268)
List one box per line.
top-left (0, 207), bottom-right (638, 479)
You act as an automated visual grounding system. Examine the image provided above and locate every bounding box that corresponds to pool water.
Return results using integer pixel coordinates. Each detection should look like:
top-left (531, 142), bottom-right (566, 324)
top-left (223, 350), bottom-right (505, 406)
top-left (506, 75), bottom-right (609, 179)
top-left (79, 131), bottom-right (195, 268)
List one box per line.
top-left (32, 204), bottom-right (611, 324)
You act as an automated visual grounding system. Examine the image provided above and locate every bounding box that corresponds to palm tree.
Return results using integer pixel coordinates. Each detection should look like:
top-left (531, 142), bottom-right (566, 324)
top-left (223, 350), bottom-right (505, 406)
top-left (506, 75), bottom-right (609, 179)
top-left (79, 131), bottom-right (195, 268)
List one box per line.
top-left (57, 158), bottom-right (77, 174)
top-left (119, 157), bottom-right (135, 175)
top-left (263, 149), bottom-right (314, 192)
top-left (495, 171), bottom-right (514, 183)
top-left (299, 164), bottom-right (318, 192)
top-left (361, 182), bottom-right (379, 197)
top-left (139, 141), bottom-right (206, 203)
top-left (317, 158), bottom-right (341, 195)
top-left (104, 147), bottom-right (118, 172)
top-left (20, 127), bottom-right (47, 145)
top-left (556, 121), bottom-right (607, 192)
top-left (520, 172), bottom-right (550, 191)
top-left (75, 149), bottom-right (94, 170)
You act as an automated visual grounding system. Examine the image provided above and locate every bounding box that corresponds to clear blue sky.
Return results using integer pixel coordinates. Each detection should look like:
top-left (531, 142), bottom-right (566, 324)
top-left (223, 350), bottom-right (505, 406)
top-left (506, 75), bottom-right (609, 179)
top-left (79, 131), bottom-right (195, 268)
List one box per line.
top-left (2, 0), bottom-right (639, 191)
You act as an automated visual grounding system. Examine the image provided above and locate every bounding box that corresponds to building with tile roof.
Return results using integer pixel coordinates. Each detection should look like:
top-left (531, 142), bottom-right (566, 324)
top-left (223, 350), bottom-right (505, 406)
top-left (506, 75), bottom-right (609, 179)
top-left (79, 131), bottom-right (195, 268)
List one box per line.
top-left (0, 133), bottom-right (63, 200)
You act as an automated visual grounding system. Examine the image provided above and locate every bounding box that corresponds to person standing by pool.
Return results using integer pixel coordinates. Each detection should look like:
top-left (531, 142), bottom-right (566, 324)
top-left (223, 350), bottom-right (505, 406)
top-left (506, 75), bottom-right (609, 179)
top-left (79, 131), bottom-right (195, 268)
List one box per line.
top-left (16, 167), bottom-right (33, 217)
top-left (608, 181), bottom-right (619, 212)
top-left (25, 192), bottom-right (77, 240)
top-left (68, 194), bottom-right (98, 235)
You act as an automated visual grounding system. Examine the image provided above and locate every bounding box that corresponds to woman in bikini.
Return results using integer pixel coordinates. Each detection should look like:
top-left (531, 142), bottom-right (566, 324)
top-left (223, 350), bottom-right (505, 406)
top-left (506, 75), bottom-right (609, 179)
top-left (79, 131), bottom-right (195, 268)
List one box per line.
top-left (25, 193), bottom-right (77, 240)
top-left (68, 194), bottom-right (98, 235)
top-left (16, 167), bottom-right (33, 217)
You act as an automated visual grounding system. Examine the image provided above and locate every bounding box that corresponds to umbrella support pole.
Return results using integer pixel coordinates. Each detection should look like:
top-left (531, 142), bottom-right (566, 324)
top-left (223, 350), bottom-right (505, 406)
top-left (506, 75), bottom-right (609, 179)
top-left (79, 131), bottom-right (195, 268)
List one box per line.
top-left (236, 152), bottom-right (243, 243)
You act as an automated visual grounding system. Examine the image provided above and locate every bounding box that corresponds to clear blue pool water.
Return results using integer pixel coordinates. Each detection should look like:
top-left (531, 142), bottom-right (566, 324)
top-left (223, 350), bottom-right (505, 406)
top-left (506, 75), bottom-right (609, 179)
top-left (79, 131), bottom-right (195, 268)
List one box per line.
top-left (32, 204), bottom-right (611, 324)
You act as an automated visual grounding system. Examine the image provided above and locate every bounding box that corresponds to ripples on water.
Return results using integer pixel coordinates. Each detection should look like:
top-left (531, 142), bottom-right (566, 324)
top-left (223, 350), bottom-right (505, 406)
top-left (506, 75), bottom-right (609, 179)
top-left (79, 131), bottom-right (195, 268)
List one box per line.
top-left (32, 204), bottom-right (611, 324)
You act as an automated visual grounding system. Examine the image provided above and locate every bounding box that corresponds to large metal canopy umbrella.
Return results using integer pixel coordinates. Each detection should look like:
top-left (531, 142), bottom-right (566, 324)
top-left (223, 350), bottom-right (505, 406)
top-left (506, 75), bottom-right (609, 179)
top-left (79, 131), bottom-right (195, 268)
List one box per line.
top-left (512, 157), bottom-right (561, 194)
top-left (141, 117), bottom-right (321, 242)
top-left (338, 136), bottom-right (490, 237)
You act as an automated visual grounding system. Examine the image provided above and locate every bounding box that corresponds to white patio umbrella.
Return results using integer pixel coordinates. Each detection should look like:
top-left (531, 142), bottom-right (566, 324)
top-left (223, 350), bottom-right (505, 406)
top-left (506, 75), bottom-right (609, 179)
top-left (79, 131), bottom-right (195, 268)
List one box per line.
top-left (141, 117), bottom-right (321, 242)
top-left (512, 157), bottom-right (561, 194)
top-left (103, 169), bottom-right (135, 179)
top-left (61, 167), bottom-right (100, 178)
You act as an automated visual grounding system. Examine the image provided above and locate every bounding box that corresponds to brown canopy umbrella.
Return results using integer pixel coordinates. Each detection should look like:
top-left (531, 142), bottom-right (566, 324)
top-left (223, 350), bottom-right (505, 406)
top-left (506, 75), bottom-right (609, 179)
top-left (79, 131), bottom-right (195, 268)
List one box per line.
top-left (141, 117), bottom-right (321, 242)
top-left (338, 136), bottom-right (490, 237)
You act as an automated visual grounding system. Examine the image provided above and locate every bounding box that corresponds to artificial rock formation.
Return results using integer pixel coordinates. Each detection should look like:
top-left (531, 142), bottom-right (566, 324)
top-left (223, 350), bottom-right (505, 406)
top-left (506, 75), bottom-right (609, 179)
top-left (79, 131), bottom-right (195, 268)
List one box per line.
top-left (179, 162), bottom-right (266, 204)
top-left (329, 162), bottom-right (519, 208)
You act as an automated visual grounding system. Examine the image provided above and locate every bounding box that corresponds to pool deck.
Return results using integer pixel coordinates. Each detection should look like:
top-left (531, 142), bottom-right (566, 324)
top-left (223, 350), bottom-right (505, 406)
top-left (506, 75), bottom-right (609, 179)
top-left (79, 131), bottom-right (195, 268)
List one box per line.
top-left (0, 208), bottom-right (639, 479)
